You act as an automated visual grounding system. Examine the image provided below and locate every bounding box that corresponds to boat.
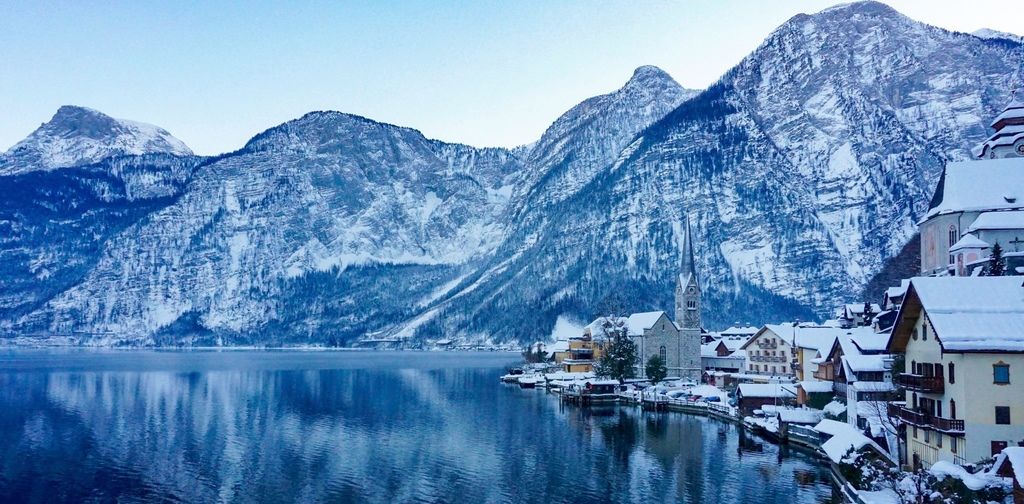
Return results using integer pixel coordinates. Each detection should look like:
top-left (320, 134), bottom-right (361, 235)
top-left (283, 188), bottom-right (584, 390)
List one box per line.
top-left (517, 375), bottom-right (541, 389)
top-left (500, 367), bottom-right (525, 383)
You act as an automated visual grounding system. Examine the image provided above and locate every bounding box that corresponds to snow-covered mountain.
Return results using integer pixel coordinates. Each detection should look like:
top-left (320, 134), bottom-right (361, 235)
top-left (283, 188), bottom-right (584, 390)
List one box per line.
top-left (3, 1), bottom-right (1024, 345)
top-left (406, 1), bottom-right (1024, 341)
top-left (0, 106), bottom-right (192, 176)
top-left (10, 112), bottom-right (527, 343)
top-left (972, 28), bottom-right (1023, 43)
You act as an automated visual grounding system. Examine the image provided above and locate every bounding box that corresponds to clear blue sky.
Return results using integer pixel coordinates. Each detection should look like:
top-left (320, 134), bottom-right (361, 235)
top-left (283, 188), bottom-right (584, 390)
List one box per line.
top-left (1, 1), bottom-right (1021, 155)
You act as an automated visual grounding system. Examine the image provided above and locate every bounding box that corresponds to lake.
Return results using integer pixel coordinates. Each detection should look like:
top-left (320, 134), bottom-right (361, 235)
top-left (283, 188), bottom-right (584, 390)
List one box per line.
top-left (0, 350), bottom-right (836, 503)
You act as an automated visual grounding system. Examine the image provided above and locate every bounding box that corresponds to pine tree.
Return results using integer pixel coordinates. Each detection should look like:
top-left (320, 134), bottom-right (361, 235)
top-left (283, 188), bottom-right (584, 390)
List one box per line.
top-left (861, 301), bottom-right (874, 326)
top-left (645, 354), bottom-right (668, 385)
top-left (594, 317), bottom-right (638, 383)
top-left (988, 242), bottom-right (1006, 276)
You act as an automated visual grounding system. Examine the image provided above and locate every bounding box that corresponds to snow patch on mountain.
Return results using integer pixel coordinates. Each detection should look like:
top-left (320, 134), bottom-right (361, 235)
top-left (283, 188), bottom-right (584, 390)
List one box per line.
top-left (0, 106), bottom-right (192, 175)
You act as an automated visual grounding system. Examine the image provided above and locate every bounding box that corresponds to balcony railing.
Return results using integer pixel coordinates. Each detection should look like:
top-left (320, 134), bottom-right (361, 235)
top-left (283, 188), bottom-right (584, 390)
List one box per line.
top-left (895, 373), bottom-right (944, 393)
top-left (888, 403), bottom-right (964, 433)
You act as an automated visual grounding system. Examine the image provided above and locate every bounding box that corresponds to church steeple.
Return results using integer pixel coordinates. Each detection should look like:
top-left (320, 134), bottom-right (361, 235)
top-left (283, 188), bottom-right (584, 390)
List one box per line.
top-left (975, 89), bottom-right (1024, 159)
top-left (675, 216), bottom-right (701, 330)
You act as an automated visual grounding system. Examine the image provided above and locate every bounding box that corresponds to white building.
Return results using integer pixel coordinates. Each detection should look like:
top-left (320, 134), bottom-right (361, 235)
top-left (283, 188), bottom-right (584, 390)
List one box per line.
top-left (888, 276), bottom-right (1024, 468)
top-left (920, 95), bottom-right (1024, 276)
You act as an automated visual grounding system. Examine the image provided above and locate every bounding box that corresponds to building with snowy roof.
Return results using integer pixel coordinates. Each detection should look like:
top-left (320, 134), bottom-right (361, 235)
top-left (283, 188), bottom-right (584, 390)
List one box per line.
top-left (921, 94), bottom-right (1024, 276)
top-left (887, 276), bottom-right (1024, 469)
top-left (579, 218), bottom-right (703, 381)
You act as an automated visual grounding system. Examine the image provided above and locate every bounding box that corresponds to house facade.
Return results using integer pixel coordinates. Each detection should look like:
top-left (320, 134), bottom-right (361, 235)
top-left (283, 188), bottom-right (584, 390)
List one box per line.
top-left (888, 277), bottom-right (1024, 468)
top-left (741, 325), bottom-right (797, 377)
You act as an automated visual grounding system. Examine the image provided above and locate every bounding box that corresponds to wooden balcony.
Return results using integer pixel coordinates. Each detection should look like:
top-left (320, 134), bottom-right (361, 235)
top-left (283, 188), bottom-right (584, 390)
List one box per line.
top-left (888, 403), bottom-right (964, 434)
top-left (895, 373), bottom-right (944, 393)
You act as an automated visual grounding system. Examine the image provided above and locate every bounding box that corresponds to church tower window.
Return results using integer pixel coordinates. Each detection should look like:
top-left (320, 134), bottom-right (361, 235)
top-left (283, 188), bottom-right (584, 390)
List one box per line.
top-left (948, 226), bottom-right (957, 265)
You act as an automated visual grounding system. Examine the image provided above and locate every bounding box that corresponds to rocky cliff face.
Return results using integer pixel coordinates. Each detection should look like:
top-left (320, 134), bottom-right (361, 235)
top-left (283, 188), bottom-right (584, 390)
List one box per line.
top-left (3, 1), bottom-right (1023, 344)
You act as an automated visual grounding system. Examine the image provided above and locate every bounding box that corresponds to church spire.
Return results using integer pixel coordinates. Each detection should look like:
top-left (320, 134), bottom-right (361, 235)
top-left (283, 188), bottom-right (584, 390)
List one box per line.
top-left (681, 215), bottom-right (698, 285)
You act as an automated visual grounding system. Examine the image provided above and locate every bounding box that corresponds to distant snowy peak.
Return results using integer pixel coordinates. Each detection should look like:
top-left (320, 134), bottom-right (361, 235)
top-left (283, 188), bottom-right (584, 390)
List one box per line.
top-left (0, 105), bottom-right (192, 175)
top-left (972, 28), bottom-right (1023, 42)
top-left (510, 65), bottom-right (696, 210)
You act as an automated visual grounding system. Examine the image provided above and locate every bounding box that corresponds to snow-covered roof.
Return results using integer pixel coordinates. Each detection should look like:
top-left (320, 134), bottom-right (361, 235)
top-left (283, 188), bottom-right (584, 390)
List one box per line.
top-left (948, 233), bottom-right (989, 253)
top-left (798, 380), bottom-right (834, 393)
top-left (700, 343), bottom-right (718, 357)
top-left (926, 157), bottom-right (1024, 219)
top-left (843, 303), bottom-right (881, 316)
top-left (968, 210), bottom-right (1024, 233)
top-left (851, 381), bottom-right (895, 392)
top-left (737, 383), bottom-right (796, 399)
top-left (885, 280), bottom-right (909, 300)
top-left (893, 277), bottom-right (1024, 352)
top-left (625, 311), bottom-right (671, 336)
top-left (990, 95), bottom-right (1024, 128)
top-left (843, 354), bottom-right (887, 373)
top-left (995, 446), bottom-right (1024, 484)
top-left (778, 408), bottom-right (824, 424)
top-left (851, 330), bottom-right (889, 353)
top-left (814, 419), bottom-right (889, 464)
top-left (823, 400), bottom-right (846, 417)
top-left (548, 339), bottom-right (570, 353)
top-left (720, 325), bottom-right (759, 336)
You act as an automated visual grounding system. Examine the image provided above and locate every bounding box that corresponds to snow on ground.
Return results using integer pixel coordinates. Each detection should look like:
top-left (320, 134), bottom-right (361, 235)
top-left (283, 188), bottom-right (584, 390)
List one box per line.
top-left (929, 460), bottom-right (1002, 491)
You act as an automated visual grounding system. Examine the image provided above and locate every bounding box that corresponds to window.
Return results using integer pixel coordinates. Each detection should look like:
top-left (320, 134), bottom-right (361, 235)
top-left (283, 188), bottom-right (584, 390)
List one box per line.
top-left (911, 360), bottom-right (917, 373)
top-left (994, 363), bottom-right (1010, 384)
top-left (659, 346), bottom-right (667, 362)
top-left (922, 324), bottom-right (927, 341)
top-left (924, 429), bottom-right (930, 443)
top-left (996, 406), bottom-right (1011, 425)
top-left (948, 362), bottom-right (955, 384)
top-left (687, 299), bottom-right (696, 310)
top-left (992, 441), bottom-right (1009, 457)
top-left (936, 432), bottom-right (943, 448)
top-left (950, 399), bottom-right (956, 420)
top-left (951, 438), bottom-right (957, 454)
top-left (913, 426), bottom-right (918, 439)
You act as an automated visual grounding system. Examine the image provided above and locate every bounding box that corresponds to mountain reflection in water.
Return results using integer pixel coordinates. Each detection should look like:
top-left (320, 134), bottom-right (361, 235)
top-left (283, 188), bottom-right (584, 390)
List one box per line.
top-left (0, 350), bottom-right (835, 503)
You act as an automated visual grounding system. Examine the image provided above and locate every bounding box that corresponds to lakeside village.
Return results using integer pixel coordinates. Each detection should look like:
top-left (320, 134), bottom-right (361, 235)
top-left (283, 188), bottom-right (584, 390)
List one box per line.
top-left (502, 95), bottom-right (1024, 503)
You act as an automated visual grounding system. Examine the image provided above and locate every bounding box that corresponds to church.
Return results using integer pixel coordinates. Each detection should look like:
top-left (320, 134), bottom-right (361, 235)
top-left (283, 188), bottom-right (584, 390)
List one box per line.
top-left (920, 92), bottom-right (1024, 276)
top-left (626, 218), bottom-right (703, 382)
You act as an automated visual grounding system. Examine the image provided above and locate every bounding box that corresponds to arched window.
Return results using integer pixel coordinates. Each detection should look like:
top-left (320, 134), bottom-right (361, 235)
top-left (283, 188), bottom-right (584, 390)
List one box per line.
top-left (950, 399), bottom-right (956, 419)
top-left (659, 346), bottom-right (667, 362)
top-left (948, 362), bottom-right (955, 384)
top-left (949, 226), bottom-right (958, 266)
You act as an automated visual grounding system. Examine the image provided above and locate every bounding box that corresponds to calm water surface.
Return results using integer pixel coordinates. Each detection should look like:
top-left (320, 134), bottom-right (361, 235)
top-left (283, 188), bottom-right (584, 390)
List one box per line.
top-left (0, 350), bottom-right (836, 503)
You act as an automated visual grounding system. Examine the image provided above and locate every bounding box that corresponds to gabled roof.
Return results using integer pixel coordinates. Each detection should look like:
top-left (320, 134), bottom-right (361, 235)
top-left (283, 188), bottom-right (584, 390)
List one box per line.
top-left (843, 354), bottom-right (887, 373)
top-left (926, 158), bottom-right (1024, 219)
top-left (851, 330), bottom-right (890, 353)
top-left (888, 277), bottom-right (1024, 353)
top-left (625, 311), bottom-right (673, 336)
top-left (967, 210), bottom-right (1024, 232)
top-left (948, 233), bottom-right (989, 253)
top-left (737, 383), bottom-right (796, 399)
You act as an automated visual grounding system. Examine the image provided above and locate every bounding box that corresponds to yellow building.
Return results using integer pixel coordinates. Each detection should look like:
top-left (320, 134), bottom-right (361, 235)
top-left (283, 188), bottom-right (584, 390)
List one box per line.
top-left (888, 277), bottom-right (1024, 469)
